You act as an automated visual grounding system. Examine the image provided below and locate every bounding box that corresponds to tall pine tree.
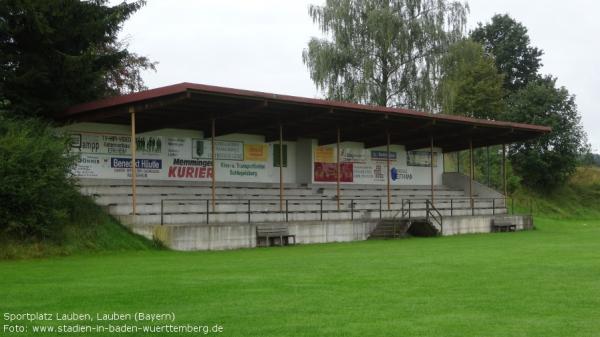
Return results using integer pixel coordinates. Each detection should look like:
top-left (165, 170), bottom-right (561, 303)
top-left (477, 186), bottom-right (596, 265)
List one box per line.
top-left (0, 0), bottom-right (156, 117)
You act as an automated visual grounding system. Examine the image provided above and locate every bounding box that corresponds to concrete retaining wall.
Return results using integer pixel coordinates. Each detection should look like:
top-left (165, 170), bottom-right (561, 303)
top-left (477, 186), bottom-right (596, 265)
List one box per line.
top-left (441, 214), bottom-right (533, 236)
top-left (143, 214), bottom-right (532, 251)
top-left (150, 220), bottom-right (379, 251)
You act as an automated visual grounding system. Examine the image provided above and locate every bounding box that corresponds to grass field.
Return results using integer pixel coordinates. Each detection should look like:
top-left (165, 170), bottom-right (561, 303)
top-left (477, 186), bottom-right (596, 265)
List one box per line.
top-left (2, 217), bottom-right (600, 337)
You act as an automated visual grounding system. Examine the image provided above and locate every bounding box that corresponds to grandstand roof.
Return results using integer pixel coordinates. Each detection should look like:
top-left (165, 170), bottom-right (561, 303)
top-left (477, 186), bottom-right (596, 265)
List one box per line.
top-left (59, 82), bottom-right (551, 152)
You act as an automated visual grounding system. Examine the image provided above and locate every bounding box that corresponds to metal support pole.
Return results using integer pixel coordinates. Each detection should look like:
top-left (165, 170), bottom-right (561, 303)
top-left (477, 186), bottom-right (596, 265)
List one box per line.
top-left (430, 135), bottom-right (434, 205)
top-left (160, 199), bottom-right (164, 226)
top-left (285, 199), bottom-right (289, 222)
top-left (442, 152), bottom-right (446, 173)
top-left (470, 139), bottom-right (474, 212)
top-left (320, 199), bottom-right (323, 221)
top-left (386, 131), bottom-right (391, 210)
top-left (336, 127), bottom-right (341, 211)
top-left (502, 144), bottom-right (507, 198)
top-left (211, 118), bottom-right (216, 212)
top-left (248, 200), bottom-right (251, 223)
top-left (279, 123), bottom-right (284, 212)
top-left (206, 199), bottom-right (210, 224)
top-left (129, 107), bottom-right (137, 219)
top-left (379, 199), bottom-right (382, 219)
top-left (351, 199), bottom-right (354, 220)
top-left (486, 146), bottom-right (490, 186)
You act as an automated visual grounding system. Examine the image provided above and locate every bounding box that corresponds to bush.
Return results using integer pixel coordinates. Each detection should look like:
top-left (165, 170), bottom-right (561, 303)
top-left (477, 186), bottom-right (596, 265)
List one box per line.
top-left (0, 116), bottom-right (77, 240)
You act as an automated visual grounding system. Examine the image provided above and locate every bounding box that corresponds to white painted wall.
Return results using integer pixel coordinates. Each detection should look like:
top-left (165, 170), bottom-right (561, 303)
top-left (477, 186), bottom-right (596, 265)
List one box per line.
top-left (61, 123), bottom-right (444, 186)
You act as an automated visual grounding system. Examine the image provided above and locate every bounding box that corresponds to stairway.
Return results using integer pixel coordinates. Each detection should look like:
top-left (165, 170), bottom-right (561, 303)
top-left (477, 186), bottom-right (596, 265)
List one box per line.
top-left (368, 219), bottom-right (411, 239)
top-left (369, 217), bottom-right (442, 239)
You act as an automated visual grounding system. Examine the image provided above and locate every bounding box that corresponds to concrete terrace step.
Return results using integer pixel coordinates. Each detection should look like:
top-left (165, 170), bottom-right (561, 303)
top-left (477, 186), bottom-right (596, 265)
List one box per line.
top-left (369, 219), bottom-right (411, 238)
top-left (79, 184), bottom-right (463, 196)
top-left (118, 210), bottom-right (386, 226)
top-left (100, 198), bottom-right (507, 216)
top-left (103, 199), bottom-right (504, 216)
top-left (77, 177), bottom-right (508, 226)
top-left (88, 192), bottom-right (469, 206)
top-left (107, 200), bottom-right (387, 216)
top-left (117, 208), bottom-right (508, 226)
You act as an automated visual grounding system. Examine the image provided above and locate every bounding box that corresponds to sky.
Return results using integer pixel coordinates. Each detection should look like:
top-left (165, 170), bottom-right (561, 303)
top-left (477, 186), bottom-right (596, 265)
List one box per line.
top-left (117, 0), bottom-right (599, 152)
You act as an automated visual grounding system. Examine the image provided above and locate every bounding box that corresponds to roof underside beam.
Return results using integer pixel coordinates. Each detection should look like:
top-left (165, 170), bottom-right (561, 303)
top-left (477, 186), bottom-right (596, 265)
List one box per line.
top-left (60, 89), bottom-right (549, 151)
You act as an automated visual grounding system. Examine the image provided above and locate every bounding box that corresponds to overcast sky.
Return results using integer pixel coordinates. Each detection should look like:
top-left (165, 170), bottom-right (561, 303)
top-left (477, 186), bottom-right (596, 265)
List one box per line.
top-left (117, 0), bottom-right (599, 152)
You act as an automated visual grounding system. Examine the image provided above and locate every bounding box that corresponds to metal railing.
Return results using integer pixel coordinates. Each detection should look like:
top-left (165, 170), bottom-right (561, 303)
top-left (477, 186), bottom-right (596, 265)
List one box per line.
top-left (425, 200), bottom-right (443, 233)
top-left (160, 198), bottom-right (382, 225)
top-left (400, 197), bottom-right (511, 218)
top-left (158, 196), bottom-right (532, 225)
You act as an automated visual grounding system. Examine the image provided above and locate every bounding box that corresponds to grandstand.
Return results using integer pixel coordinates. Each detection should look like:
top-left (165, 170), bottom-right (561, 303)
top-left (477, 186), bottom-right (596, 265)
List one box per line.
top-left (60, 83), bottom-right (548, 250)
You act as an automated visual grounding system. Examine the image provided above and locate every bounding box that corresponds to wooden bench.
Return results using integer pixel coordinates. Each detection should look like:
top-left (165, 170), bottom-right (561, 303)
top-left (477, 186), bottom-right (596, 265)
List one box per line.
top-left (492, 217), bottom-right (517, 232)
top-left (256, 225), bottom-right (296, 247)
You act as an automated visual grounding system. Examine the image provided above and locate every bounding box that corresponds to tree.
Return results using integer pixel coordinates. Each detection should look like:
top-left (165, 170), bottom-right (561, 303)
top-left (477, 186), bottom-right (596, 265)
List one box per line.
top-left (0, 116), bottom-right (77, 240)
top-left (471, 14), bottom-right (543, 93)
top-left (504, 76), bottom-right (587, 189)
top-left (302, 0), bottom-right (468, 109)
top-left (438, 39), bottom-right (504, 119)
top-left (0, 0), bottom-right (156, 117)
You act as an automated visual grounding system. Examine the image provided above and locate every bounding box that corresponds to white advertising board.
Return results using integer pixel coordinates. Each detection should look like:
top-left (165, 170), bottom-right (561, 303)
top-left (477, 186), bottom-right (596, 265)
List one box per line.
top-left (69, 131), bottom-right (290, 183)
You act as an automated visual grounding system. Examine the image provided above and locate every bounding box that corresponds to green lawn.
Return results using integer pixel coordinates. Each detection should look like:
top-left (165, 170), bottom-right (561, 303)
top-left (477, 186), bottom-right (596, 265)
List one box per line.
top-left (2, 217), bottom-right (600, 337)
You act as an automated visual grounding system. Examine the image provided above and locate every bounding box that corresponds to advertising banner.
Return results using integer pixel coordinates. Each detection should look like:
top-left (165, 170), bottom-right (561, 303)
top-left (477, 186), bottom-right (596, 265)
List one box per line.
top-left (407, 151), bottom-right (438, 167)
top-left (69, 131), bottom-right (283, 182)
top-left (314, 162), bottom-right (353, 182)
top-left (340, 148), bottom-right (369, 163)
top-left (353, 163), bottom-right (386, 183)
top-left (314, 146), bottom-right (335, 163)
top-left (192, 139), bottom-right (244, 161)
top-left (244, 144), bottom-right (268, 161)
top-left (370, 150), bottom-right (397, 161)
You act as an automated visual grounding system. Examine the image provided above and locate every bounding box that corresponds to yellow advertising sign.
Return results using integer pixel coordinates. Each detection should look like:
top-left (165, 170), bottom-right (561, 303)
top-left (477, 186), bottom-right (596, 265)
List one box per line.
top-left (315, 146), bottom-right (336, 163)
top-left (244, 144), bottom-right (268, 161)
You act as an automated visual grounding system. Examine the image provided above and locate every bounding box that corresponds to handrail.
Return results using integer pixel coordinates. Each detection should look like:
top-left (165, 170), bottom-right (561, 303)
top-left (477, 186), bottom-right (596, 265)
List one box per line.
top-left (160, 197), bottom-right (382, 225)
top-left (157, 195), bottom-right (527, 225)
top-left (425, 200), bottom-right (443, 234)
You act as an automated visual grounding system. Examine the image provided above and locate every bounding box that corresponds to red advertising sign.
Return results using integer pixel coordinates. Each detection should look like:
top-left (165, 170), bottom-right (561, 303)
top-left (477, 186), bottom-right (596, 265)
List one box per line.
top-left (314, 162), bottom-right (353, 182)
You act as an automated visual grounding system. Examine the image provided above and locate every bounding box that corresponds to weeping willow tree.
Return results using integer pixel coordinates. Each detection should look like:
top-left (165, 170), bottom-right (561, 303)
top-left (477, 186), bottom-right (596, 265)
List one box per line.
top-left (302, 0), bottom-right (469, 110)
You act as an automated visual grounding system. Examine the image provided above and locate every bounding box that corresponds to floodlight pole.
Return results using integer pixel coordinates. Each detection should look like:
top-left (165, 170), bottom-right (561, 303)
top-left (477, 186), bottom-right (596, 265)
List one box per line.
top-left (336, 126), bottom-right (341, 211)
top-left (386, 131), bottom-right (391, 210)
top-left (211, 118), bottom-right (216, 212)
top-left (457, 151), bottom-right (460, 173)
top-left (130, 107), bottom-right (137, 220)
top-left (279, 123), bottom-right (284, 212)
